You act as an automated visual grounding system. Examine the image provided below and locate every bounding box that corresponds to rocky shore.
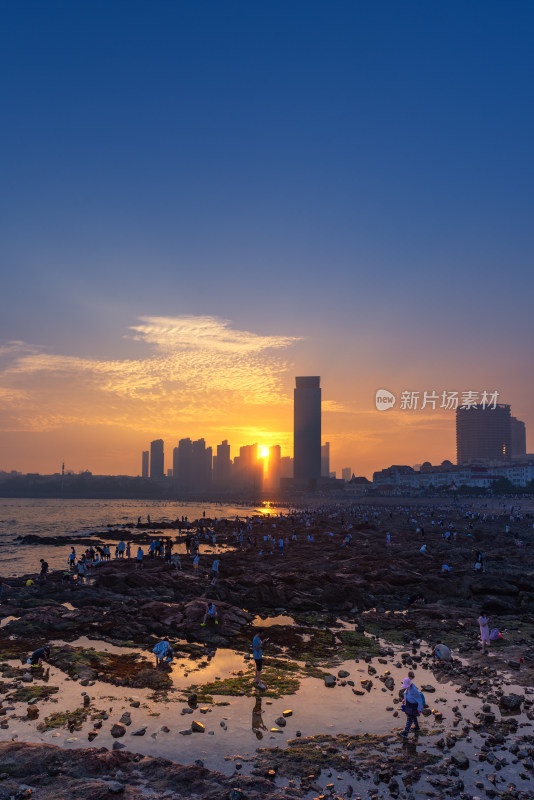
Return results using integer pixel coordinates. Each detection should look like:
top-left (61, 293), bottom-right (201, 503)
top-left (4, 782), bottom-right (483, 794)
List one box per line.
top-left (0, 500), bottom-right (533, 799)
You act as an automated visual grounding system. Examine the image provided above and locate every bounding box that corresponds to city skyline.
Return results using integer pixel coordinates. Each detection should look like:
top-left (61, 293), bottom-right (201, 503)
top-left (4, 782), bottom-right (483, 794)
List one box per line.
top-left (0, 332), bottom-right (531, 477)
top-left (1, 3), bottom-right (533, 478)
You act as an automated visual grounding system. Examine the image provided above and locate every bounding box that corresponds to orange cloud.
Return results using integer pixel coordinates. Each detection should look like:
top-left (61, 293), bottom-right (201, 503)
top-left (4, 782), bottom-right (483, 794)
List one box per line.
top-left (0, 316), bottom-right (301, 445)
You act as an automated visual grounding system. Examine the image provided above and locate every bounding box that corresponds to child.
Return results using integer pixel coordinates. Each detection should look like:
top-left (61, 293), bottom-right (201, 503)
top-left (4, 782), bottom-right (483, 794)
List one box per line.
top-left (478, 611), bottom-right (490, 655)
top-left (252, 630), bottom-right (267, 690)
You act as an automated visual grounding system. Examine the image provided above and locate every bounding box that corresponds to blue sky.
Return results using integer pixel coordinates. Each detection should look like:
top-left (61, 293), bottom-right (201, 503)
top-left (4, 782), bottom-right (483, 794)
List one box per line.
top-left (1, 1), bottom-right (533, 475)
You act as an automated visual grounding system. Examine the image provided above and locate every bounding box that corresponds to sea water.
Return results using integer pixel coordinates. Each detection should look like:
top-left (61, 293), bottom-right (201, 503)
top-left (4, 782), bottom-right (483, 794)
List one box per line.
top-left (0, 498), bottom-right (287, 577)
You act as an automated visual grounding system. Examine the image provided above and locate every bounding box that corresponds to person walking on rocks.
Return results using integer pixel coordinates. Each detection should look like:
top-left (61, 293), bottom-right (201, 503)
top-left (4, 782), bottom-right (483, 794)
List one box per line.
top-left (136, 546), bottom-right (144, 570)
top-left (252, 630), bottom-right (267, 690)
top-left (478, 610), bottom-right (490, 655)
top-left (399, 677), bottom-right (422, 737)
top-left (117, 540), bottom-right (126, 559)
top-left (39, 559), bottom-right (49, 582)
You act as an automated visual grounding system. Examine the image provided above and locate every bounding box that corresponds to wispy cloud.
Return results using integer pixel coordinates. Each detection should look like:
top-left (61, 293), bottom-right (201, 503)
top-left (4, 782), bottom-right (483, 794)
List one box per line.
top-left (0, 316), bottom-right (302, 436)
top-left (128, 315), bottom-right (299, 354)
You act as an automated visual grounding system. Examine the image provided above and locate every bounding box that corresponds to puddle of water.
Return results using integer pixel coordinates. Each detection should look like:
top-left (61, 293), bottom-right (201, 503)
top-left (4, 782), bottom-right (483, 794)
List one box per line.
top-left (0, 616), bottom-right (20, 628)
top-left (0, 632), bottom-right (532, 793)
top-left (252, 615), bottom-right (297, 628)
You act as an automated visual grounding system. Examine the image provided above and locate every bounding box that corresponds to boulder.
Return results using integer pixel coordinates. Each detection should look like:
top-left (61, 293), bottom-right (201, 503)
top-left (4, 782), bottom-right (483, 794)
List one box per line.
top-left (451, 751), bottom-right (469, 770)
top-left (499, 694), bottom-right (523, 713)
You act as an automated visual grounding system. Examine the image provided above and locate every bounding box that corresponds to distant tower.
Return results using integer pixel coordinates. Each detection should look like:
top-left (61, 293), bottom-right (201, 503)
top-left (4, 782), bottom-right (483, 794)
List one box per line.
top-left (150, 439), bottom-right (164, 479)
top-left (192, 439), bottom-right (212, 492)
top-left (293, 376), bottom-right (321, 484)
top-left (456, 404), bottom-right (511, 464)
top-left (321, 442), bottom-right (330, 477)
top-left (267, 444), bottom-right (281, 492)
top-left (176, 438), bottom-right (193, 490)
top-left (510, 417), bottom-right (527, 458)
top-left (213, 440), bottom-right (231, 489)
top-left (141, 450), bottom-right (149, 478)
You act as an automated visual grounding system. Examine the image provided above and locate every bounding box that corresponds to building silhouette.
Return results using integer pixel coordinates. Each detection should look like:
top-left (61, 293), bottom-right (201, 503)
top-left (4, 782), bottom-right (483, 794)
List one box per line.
top-left (456, 404), bottom-right (511, 465)
top-left (294, 376), bottom-right (321, 485)
top-left (342, 467), bottom-right (352, 482)
top-left (150, 439), bottom-right (164, 479)
top-left (233, 443), bottom-right (262, 491)
top-left (192, 438), bottom-right (212, 492)
top-left (141, 450), bottom-right (149, 478)
top-left (280, 456), bottom-right (294, 479)
top-left (265, 444), bottom-right (281, 492)
top-left (511, 417), bottom-right (527, 458)
top-left (213, 440), bottom-right (231, 489)
top-left (175, 438), bottom-right (193, 490)
top-left (321, 442), bottom-right (330, 477)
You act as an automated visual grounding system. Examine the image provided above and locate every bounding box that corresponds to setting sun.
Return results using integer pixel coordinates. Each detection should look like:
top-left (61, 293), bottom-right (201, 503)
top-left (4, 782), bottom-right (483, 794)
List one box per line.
top-left (259, 445), bottom-right (269, 458)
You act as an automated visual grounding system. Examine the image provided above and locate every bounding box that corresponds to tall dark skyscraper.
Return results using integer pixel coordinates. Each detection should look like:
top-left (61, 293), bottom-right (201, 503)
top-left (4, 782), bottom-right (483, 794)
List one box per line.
top-left (213, 440), bottom-right (231, 489)
top-left (511, 417), bottom-right (527, 458)
top-left (175, 438), bottom-right (193, 490)
top-left (456, 404), bottom-right (511, 465)
top-left (149, 439), bottom-right (164, 479)
top-left (293, 376), bottom-right (321, 484)
top-left (192, 438), bottom-right (212, 492)
top-left (321, 441), bottom-right (330, 477)
top-left (141, 450), bottom-right (149, 478)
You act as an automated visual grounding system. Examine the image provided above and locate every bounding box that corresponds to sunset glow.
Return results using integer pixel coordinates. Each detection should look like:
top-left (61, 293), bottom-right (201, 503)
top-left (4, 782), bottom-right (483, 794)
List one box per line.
top-left (0, 4), bottom-right (532, 479)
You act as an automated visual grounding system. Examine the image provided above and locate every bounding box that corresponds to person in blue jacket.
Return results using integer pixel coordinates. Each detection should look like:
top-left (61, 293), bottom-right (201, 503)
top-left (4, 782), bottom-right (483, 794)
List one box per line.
top-left (153, 638), bottom-right (174, 666)
top-left (399, 677), bottom-right (423, 737)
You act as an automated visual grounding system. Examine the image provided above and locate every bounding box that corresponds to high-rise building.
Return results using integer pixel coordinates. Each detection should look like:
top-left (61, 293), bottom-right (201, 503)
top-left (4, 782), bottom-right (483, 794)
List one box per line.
top-left (233, 443), bottom-right (262, 490)
top-left (294, 376), bottom-right (321, 484)
top-left (172, 446), bottom-right (180, 483)
top-left (141, 450), bottom-right (149, 478)
top-left (321, 442), bottom-right (330, 477)
top-left (511, 417), bottom-right (527, 458)
top-left (213, 440), bottom-right (231, 489)
top-left (150, 439), bottom-right (164, 479)
top-left (175, 438), bottom-right (193, 490)
top-left (192, 438), bottom-right (212, 492)
top-left (456, 404), bottom-right (511, 465)
top-left (280, 456), bottom-right (294, 479)
top-left (265, 444), bottom-right (281, 492)
top-left (342, 467), bottom-right (352, 482)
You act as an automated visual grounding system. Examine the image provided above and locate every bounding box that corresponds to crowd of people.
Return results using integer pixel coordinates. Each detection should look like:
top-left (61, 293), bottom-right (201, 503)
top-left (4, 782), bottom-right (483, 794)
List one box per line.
top-left (12, 498), bottom-right (528, 742)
